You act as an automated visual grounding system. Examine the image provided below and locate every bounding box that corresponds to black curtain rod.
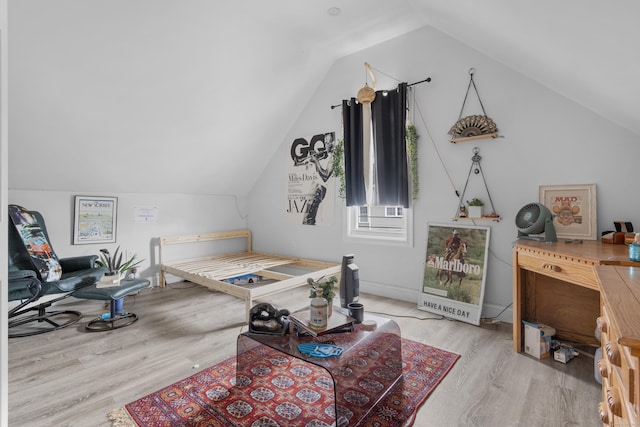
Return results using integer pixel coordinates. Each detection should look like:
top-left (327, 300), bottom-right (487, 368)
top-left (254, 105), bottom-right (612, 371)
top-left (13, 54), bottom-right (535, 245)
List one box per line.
top-left (408, 77), bottom-right (432, 87)
top-left (330, 77), bottom-right (431, 109)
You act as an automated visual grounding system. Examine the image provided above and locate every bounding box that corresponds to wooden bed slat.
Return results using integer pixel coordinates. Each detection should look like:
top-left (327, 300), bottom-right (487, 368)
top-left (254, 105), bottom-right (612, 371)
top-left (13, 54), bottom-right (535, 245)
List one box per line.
top-left (165, 252), bottom-right (300, 280)
top-left (159, 230), bottom-right (340, 323)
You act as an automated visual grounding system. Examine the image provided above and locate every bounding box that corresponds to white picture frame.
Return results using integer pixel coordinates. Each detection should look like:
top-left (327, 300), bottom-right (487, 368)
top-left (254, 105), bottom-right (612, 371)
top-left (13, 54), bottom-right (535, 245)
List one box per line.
top-left (539, 184), bottom-right (597, 240)
top-left (73, 196), bottom-right (118, 245)
top-left (419, 222), bottom-right (490, 325)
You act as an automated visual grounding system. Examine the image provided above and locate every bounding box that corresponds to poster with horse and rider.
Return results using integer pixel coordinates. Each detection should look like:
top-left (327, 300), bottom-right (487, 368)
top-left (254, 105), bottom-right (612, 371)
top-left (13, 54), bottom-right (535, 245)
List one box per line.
top-left (419, 223), bottom-right (490, 325)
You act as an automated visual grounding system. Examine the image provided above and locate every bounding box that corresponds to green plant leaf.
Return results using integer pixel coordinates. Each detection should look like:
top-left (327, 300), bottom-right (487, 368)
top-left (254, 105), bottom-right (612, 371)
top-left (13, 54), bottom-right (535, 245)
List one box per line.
top-left (308, 275), bottom-right (338, 299)
top-left (406, 124), bottom-right (419, 201)
top-left (96, 246), bottom-right (143, 274)
top-left (332, 139), bottom-right (346, 199)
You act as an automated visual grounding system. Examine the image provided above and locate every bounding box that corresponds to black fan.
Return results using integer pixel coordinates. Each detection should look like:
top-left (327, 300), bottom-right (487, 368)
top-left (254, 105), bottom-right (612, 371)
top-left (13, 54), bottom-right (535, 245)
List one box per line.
top-left (515, 203), bottom-right (557, 243)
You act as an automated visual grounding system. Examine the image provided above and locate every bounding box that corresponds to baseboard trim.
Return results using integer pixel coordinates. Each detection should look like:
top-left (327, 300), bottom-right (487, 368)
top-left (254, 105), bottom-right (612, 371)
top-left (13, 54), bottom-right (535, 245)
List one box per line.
top-left (360, 280), bottom-right (513, 324)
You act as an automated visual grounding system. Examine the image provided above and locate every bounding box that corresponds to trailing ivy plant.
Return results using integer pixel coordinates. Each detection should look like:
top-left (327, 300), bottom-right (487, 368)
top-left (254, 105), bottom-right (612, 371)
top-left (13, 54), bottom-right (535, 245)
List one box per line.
top-left (332, 139), bottom-right (346, 199)
top-left (406, 124), bottom-right (419, 201)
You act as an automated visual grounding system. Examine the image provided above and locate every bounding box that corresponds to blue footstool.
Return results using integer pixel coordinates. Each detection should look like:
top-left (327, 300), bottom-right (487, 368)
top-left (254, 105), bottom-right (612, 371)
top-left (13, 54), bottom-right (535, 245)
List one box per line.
top-left (72, 278), bottom-right (149, 332)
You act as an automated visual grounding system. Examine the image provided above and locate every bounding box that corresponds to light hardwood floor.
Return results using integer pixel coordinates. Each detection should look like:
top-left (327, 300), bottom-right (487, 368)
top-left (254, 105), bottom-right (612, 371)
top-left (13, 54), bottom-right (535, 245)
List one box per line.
top-left (8, 282), bottom-right (602, 427)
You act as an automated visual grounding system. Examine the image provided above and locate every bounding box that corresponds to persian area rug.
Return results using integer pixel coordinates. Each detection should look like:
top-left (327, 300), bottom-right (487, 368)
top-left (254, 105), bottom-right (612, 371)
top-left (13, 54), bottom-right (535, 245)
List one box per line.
top-left (109, 338), bottom-right (459, 427)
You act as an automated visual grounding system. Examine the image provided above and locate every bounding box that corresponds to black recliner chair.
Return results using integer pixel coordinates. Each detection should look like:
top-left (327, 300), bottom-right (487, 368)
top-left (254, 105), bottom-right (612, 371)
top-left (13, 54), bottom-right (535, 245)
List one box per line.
top-left (8, 204), bottom-right (107, 337)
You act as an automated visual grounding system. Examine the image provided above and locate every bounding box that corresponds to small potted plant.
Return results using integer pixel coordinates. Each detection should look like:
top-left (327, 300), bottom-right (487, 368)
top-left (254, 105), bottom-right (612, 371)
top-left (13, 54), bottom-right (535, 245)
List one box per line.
top-left (308, 276), bottom-right (338, 316)
top-left (96, 246), bottom-right (143, 283)
top-left (467, 198), bottom-right (484, 218)
top-left (95, 247), bottom-right (143, 314)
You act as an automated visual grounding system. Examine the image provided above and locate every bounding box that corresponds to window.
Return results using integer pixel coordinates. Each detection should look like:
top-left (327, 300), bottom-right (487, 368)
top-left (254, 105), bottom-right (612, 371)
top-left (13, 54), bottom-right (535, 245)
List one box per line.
top-left (343, 133), bottom-right (412, 245)
top-left (341, 83), bottom-right (412, 245)
top-left (346, 204), bottom-right (412, 246)
top-left (385, 206), bottom-right (403, 217)
top-left (357, 206), bottom-right (370, 227)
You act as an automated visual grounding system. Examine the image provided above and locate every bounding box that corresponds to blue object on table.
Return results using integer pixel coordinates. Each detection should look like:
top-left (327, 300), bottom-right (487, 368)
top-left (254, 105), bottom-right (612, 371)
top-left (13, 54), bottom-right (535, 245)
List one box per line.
top-left (297, 343), bottom-right (343, 358)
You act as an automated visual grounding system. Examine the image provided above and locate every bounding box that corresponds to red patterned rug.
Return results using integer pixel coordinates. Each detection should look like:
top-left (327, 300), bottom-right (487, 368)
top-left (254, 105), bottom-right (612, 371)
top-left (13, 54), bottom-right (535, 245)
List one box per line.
top-left (109, 337), bottom-right (458, 427)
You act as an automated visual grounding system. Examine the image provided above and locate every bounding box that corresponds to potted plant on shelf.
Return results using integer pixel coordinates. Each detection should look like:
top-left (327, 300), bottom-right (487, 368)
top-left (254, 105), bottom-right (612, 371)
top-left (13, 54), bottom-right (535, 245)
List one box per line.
top-left (467, 198), bottom-right (484, 218)
top-left (308, 276), bottom-right (338, 316)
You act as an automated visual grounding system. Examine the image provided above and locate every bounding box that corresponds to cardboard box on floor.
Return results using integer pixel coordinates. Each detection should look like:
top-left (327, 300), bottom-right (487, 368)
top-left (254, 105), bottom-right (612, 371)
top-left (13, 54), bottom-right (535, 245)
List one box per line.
top-left (523, 321), bottom-right (556, 359)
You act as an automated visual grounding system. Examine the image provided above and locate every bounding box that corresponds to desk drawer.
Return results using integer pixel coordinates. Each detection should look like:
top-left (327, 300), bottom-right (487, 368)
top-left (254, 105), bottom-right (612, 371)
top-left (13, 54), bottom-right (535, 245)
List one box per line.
top-left (517, 252), bottom-right (598, 290)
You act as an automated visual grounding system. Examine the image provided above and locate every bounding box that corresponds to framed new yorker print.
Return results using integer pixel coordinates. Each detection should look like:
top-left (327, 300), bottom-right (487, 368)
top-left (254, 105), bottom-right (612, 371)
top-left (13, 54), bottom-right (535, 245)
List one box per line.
top-left (73, 196), bottom-right (118, 244)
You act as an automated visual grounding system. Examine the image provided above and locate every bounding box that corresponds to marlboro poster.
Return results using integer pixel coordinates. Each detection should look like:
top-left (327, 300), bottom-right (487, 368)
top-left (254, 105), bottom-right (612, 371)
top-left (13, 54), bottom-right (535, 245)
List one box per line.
top-left (419, 223), bottom-right (490, 325)
top-left (286, 132), bottom-right (336, 226)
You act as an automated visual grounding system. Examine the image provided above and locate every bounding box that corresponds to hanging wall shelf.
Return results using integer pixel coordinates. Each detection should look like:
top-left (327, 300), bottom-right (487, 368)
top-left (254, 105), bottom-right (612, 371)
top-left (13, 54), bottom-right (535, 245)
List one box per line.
top-left (449, 132), bottom-right (499, 144)
top-left (453, 147), bottom-right (500, 222)
top-left (449, 68), bottom-right (499, 143)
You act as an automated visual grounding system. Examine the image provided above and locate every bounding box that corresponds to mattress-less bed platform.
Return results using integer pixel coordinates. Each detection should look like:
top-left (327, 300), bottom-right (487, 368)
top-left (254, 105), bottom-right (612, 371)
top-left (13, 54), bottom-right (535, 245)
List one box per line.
top-left (159, 229), bottom-right (341, 323)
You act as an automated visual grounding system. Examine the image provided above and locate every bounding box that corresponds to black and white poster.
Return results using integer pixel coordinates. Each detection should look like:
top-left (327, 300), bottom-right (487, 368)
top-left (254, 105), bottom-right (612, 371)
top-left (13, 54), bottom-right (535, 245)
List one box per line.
top-left (419, 222), bottom-right (490, 325)
top-left (286, 132), bottom-right (335, 226)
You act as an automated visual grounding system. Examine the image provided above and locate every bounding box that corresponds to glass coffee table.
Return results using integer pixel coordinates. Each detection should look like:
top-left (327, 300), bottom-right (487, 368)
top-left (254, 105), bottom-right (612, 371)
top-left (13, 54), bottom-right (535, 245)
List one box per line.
top-left (236, 313), bottom-right (402, 426)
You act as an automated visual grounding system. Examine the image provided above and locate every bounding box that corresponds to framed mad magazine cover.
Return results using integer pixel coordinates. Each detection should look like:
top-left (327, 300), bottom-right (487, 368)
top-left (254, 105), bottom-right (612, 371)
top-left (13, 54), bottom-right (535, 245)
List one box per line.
top-left (419, 223), bottom-right (490, 325)
top-left (539, 183), bottom-right (597, 240)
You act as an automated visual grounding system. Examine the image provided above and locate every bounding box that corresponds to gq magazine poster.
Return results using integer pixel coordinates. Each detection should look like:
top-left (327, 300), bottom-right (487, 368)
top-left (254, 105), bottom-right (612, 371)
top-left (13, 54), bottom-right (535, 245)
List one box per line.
top-left (286, 132), bottom-right (336, 226)
top-left (419, 223), bottom-right (490, 325)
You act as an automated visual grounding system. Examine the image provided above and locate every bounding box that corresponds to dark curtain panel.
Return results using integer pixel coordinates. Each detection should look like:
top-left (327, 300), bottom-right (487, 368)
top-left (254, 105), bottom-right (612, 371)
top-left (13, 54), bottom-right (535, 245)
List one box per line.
top-left (371, 83), bottom-right (409, 208)
top-left (342, 99), bottom-right (367, 206)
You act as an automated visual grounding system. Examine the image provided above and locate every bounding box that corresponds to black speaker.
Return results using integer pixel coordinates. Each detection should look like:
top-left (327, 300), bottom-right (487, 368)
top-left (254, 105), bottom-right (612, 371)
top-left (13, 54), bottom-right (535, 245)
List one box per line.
top-left (339, 254), bottom-right (359, 308)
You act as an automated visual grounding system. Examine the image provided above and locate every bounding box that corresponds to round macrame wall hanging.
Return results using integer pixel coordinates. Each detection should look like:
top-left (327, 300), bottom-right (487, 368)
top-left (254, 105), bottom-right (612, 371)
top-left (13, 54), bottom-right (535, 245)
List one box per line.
top-left (449, 68), bottom-right (499, 143)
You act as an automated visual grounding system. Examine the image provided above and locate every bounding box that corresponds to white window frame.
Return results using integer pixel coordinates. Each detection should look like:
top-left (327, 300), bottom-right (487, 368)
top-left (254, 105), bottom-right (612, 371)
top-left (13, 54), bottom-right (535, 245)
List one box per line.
top-left (385, 206), bottom-right (403, 217)
top-left (345, 204), bottom-right (413, 247)
top-left (357, 205), bottom-right (370, 227)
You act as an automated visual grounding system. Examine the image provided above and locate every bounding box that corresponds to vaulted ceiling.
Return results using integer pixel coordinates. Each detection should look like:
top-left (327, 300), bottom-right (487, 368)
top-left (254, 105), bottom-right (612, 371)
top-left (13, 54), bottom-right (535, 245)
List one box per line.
top-left (8, 0), bottom-right (640, 195)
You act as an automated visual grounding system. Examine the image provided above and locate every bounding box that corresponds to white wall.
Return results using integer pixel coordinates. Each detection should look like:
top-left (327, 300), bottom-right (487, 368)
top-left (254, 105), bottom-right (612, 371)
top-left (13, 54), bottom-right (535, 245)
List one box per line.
top-left (247, 25), bottom-right (640, 322)
top-left (1, 0), bottom-right (9, 424)
top-left (8, 190), bottom-right (249, 286)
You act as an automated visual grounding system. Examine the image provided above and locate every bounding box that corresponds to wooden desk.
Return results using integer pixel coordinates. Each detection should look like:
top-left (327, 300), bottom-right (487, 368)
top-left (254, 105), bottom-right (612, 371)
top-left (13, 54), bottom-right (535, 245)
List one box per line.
top-left (595, 265), bottom-right (640, 426)
top-left (512, 239), bottom-right (636, 352)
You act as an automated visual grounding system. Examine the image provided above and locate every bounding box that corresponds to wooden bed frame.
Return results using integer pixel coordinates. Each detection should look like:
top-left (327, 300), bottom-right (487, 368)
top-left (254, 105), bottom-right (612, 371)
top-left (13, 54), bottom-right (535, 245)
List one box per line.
top-left (159, 229), bottom-right (341, 322)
